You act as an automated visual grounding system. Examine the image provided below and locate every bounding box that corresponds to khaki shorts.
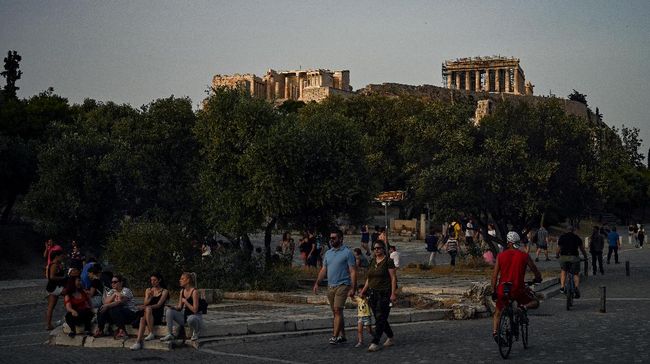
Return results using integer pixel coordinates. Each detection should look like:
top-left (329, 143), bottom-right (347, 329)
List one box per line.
top-left (327, 285), bottom-right (351, 309)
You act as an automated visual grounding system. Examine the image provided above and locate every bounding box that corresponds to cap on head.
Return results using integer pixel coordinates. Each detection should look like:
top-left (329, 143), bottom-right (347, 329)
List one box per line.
top-left (506, 231), bottom-right (520, 244)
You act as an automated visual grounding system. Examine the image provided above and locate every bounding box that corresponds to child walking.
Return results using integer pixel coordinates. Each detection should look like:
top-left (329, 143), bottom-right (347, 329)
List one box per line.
top-left (354, 291), bottom-right (373, 347)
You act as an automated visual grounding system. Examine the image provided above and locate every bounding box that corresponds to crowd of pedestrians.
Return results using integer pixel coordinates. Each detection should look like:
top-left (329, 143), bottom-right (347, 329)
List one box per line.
top-left (41, 239), bottom-right (205, 349)
top-left (40, 219), bottom-right (644, 354)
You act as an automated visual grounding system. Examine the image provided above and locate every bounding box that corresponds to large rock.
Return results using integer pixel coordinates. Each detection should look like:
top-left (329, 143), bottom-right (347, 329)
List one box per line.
top-left (451, 303), bottom-right (488, 320)
top-left (465, 281), bottom-right (492, 301)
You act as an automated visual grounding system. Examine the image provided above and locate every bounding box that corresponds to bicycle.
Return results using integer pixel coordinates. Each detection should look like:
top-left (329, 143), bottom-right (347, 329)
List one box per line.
top-left (496, 281), bottom-right (535, 359)
top-left (563, 257), bottom-right (587, 310)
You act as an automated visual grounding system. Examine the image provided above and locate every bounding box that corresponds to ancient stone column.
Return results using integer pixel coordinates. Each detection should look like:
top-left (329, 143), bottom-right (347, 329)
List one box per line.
top-left (455, 72), bottom-right (461, 90)
top-left (495, 68), bottom-right (501, 92)
top-left (514, 69), bottom-right (521, 95)
top-left (297, 72), bottom-right (303, 100)
top-left (447, 74), bottom-right (453, 88)
top-left (505, 68), bottom-right (511, 93)
top-left (284, 77), bottom-right (290, 99)
top-left (465, 71), bottom-right (471, 91)
top-left (485, 69), bottom-right (491, 92)
top-left (475, 70), bottom-right (481, 92)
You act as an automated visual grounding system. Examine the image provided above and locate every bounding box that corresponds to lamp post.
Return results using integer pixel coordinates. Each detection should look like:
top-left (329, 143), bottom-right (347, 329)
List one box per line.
top-left (381, 201), bottom-right (390, 235)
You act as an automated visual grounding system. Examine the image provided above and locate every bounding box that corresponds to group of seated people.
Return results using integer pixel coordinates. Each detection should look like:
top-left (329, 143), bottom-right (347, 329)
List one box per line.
top-left (46, 252), bottom-right (204, 350)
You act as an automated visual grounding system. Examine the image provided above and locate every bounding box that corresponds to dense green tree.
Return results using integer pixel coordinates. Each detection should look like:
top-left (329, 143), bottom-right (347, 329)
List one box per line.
top-left (196, 89), bottom-right (370, 256)
top-left (242, 102), bottom-right (370, 255)
top-left (22, 97), bottom-right (199, 248)
top-left (1, 50), bottom-right (22, 99)
top-left (195, 88), bottom-right (279, 252)
top-left (413, 99), bottom-right (596, 250)
top-left (620, 125), bottom-right (645, 168)
top-left (0, 89), bottom-right (72, 223)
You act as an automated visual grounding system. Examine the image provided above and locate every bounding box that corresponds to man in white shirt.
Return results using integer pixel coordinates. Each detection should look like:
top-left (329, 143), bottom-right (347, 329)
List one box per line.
top-left (388, 245), bottom-right (400, 269)
top-left (466, 219), bottom-right (476, 247)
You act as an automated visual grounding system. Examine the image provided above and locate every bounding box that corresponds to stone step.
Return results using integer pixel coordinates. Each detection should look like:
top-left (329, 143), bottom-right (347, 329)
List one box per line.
top-left (196, 308), bottom-right (452, 347)
top-left (62, 323), bottom-right (171, 337)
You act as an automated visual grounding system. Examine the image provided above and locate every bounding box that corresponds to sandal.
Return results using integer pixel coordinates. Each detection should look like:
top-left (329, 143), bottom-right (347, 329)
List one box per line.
top-left (93, 329), bottom-right (104, 338)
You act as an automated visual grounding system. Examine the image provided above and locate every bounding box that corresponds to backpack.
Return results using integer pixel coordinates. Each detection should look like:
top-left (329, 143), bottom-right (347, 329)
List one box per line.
top-left (198, 297), bottom-right (208, 314)
top-left (197, 289), bottom-right (208, 314)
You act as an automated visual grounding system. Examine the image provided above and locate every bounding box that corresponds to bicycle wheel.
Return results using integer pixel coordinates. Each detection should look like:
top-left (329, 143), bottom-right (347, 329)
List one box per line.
top-left (520, 313), bottom-right (529, 348)
top-left (498, 310), bottom-right (513, 359)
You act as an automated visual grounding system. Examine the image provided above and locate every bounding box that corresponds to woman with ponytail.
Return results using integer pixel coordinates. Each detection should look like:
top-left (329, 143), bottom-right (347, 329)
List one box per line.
top-left (160, 272), bottom-right (203, 342)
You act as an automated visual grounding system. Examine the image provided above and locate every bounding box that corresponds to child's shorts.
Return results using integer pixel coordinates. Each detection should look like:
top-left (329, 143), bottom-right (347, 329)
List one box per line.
top-left (358, 316), bottom-right (372, 326)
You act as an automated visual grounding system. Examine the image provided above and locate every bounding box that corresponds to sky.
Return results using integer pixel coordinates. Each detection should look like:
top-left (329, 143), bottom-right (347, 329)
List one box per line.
top-left (2, 0), bottom-right (649, 155)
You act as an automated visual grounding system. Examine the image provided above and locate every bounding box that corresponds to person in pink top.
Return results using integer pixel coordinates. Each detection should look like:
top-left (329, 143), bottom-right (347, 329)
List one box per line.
top-left (43, 239), bottom-right (63, 276)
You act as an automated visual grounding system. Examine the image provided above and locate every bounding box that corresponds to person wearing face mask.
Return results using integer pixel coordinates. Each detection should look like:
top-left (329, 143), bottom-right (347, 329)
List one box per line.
top-left (313, 229), bottom-right (357, 345)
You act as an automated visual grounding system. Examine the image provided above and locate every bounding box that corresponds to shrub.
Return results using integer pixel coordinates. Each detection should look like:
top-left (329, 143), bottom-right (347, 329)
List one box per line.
top-left (105, 220), bottom-right (192, 289)
top-left (192, 251), bottom-right (299, 292)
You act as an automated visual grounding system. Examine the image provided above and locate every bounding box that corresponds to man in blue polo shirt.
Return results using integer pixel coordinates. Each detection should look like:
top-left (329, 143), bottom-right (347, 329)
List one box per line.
top-left (607, 227), bottom-right (621, 264)
top-left (313, 229), bottom-right (357, 345)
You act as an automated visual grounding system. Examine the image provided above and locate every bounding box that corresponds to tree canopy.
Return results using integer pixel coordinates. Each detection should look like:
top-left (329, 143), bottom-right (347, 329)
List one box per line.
top-left (2, 69), bottom-right (647, 255)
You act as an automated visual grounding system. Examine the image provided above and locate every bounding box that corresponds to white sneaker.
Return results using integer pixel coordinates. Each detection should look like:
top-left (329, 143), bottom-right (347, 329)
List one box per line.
top-left (383, 338), bottom-right (395, 347)
top-left (130, 342), bottom-right (142, 350)
top-left (144, 333), bottom-right (155, 341)
top-left (368, 343), bottom-right (382, 352)
top-left (160, 334), bottom-right (175, 342)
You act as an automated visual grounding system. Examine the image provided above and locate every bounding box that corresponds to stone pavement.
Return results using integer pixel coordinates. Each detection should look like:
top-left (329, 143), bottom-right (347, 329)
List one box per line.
top-left (2, 244), bottom-right (649, 362)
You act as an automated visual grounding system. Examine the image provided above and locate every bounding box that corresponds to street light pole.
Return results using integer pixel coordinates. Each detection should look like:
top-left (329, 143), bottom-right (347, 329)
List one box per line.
top-left (382, 201), bottom-right (390, 235)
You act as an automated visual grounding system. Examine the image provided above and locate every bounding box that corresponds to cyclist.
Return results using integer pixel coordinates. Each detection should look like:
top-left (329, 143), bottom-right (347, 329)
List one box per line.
top-left (491, 231), bottom-right (542, 342)
top-left (556, 226), bottom-right (588, 298)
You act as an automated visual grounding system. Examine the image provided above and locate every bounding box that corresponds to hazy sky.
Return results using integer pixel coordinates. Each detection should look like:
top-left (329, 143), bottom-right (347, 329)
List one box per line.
top-left (2, 0), bottom-right (649, 153)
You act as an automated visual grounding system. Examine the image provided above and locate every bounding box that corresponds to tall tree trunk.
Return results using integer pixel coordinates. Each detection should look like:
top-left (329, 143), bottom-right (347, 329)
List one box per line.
top-left (264, 217), bottom-right (277, 260)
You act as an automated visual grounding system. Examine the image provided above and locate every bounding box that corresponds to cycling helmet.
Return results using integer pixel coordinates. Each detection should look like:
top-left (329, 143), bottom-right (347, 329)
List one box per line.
top-left (506, 231), bottom-right (520, 243)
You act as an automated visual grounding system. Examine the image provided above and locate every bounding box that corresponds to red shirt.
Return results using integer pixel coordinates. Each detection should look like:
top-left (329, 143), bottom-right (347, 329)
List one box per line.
top-left (65, 291), bottom-right (91, 311)
top-left (496, 248), bottom-right (529, 295)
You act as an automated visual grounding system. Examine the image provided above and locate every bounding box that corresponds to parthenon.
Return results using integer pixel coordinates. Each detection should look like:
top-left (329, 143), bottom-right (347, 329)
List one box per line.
top-left (212, 68), bottom-right (353, 103)
top-left (442, 56), bottom-right (534, 95)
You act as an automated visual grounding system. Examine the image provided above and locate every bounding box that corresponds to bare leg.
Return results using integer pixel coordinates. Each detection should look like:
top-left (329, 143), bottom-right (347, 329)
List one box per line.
top-left (332, 308), bottom-right (344, 338)
top-left (560, 269), bottom-right (566, 288)
top-left (136, 317), bottom-right (146, 342)
top-left (357, 322), bottom-right (363, 343)
top-left (46, 295), bottom-right (58, 329)
top-left (492, 306), bottom-right (501, 334)
top-left (143, 307), bottom-right (153, 335)
top-left (574, 273), bottom-right (580, 289)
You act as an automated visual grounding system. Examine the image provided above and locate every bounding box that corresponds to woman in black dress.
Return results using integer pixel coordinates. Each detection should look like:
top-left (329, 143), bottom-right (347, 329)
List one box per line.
top-left (130, 273), bottom-right (169, 350)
